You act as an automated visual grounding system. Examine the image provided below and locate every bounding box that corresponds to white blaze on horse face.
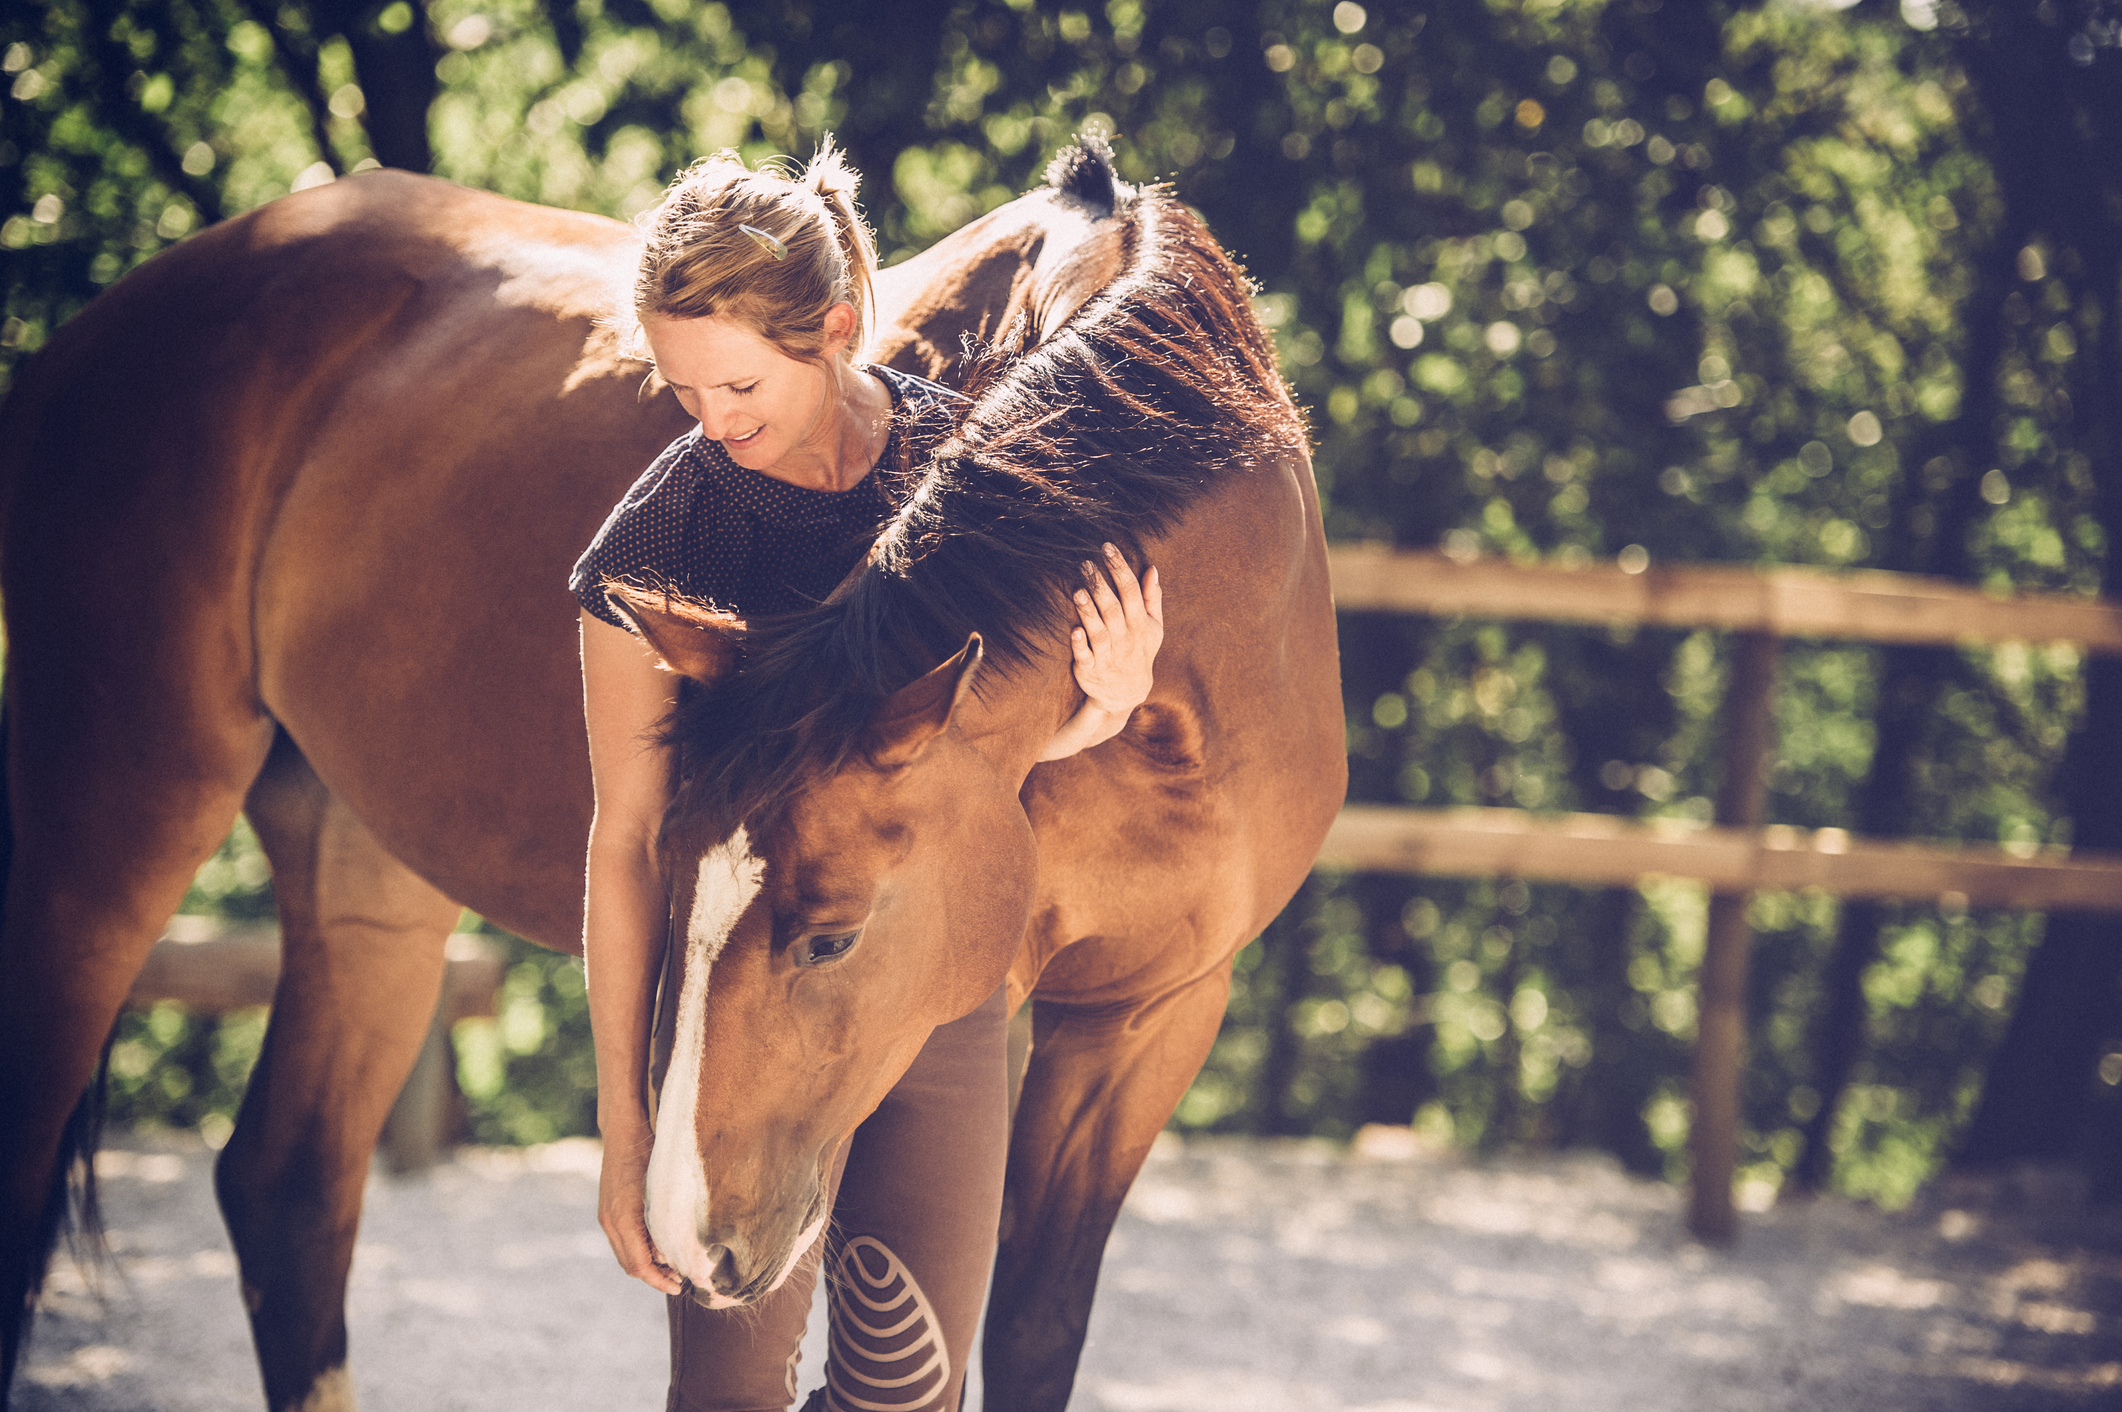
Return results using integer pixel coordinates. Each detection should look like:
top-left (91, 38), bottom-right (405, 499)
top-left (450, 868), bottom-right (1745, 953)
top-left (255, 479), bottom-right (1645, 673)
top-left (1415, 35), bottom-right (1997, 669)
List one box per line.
top-left (644, 828), bottom-right (765, 1306)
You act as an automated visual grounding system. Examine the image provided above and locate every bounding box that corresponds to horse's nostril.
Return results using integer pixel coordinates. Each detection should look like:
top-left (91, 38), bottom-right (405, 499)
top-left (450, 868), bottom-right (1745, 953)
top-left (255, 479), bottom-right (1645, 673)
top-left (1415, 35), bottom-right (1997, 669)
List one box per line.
top-left (706, 1243), bottom-right (744, 1296)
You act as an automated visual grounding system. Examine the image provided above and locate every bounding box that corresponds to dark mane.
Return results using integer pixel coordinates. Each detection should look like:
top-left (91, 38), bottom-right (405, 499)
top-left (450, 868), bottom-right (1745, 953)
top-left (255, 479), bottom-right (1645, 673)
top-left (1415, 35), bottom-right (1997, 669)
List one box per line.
top-left (659, 141), bottom-right (1306, 848)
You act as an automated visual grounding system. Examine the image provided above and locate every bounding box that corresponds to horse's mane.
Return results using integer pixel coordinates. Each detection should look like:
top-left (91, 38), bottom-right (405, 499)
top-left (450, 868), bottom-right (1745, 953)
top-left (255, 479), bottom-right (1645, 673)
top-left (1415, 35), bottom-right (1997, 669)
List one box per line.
top-left (655, 140), bottom-right (1306, 847)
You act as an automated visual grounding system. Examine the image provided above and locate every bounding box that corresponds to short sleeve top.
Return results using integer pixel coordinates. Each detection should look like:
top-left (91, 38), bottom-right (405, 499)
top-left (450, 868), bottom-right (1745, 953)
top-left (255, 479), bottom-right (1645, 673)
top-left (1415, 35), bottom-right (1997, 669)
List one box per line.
top-left (571, 364), bottom-right (965, 625)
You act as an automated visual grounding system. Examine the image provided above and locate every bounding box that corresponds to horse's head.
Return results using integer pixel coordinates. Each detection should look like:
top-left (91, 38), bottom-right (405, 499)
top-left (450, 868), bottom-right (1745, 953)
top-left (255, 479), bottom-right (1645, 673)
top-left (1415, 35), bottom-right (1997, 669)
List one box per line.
top-left (610, 590), bottom-right (1039, 1308)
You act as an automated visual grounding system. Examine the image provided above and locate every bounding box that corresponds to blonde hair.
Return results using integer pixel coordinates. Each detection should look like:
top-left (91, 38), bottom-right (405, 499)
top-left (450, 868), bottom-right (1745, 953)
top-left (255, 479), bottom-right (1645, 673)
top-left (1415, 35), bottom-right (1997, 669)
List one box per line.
top-left (623, 136), bottom-right (877, 367)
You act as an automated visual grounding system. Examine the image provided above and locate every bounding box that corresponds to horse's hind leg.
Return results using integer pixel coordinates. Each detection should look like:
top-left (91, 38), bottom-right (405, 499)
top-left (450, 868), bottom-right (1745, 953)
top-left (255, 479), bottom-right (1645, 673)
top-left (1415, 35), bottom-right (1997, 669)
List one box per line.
top-left (216, 733), bottom-right (460, 1412)
top-left (982, 968), bottom-right (1232, 1412)
top-left (0, 664), bottom-right (274, 1396)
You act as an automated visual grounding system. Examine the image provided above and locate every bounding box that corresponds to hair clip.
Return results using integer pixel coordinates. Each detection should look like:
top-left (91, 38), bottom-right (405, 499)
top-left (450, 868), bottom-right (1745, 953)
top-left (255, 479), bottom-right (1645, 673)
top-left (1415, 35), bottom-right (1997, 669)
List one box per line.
top-left (738, 223), bottom-right (788, 260)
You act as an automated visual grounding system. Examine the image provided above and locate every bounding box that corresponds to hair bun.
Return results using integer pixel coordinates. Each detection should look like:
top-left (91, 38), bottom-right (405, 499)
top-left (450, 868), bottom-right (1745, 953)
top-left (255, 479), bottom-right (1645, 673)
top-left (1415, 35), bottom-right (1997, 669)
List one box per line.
top-left (801, 134), bottom-right (876, 357)
top-left (625, 134), bottom-right (878, 363)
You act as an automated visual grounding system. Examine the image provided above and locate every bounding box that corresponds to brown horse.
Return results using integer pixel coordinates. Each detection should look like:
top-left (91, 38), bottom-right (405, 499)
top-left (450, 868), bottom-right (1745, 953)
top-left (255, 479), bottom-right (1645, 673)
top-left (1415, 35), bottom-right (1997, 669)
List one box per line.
top-left (0, 143), bottom-right (1342, 1411)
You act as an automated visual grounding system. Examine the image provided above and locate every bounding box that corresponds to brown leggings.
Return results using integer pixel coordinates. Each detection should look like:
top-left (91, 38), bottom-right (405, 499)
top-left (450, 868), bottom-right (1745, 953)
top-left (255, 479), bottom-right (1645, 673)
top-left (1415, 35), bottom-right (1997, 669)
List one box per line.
top-left (665, 984), bottom-right (1010, 1412)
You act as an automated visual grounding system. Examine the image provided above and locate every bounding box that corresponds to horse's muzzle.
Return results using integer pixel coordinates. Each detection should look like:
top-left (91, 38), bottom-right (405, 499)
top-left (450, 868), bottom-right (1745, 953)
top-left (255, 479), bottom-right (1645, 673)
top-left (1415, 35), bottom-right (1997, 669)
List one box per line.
top-left (683, 1240), bottom-right (770, 1308)
top-left (684, 1193), bottom-right (830, 1309)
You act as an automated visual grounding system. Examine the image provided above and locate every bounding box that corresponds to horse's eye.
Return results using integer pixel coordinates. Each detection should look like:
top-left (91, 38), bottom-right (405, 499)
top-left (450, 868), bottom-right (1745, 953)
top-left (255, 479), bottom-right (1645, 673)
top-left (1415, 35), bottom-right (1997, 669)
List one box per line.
top-left (798, 930), bottom-right (861, 967)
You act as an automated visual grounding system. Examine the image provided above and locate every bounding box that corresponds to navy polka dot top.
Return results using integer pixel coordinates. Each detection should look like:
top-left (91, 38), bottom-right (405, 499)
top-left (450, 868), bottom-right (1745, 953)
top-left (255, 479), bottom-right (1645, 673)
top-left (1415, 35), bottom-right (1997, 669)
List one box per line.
top-left (571, 364), bottom-right (965, 625)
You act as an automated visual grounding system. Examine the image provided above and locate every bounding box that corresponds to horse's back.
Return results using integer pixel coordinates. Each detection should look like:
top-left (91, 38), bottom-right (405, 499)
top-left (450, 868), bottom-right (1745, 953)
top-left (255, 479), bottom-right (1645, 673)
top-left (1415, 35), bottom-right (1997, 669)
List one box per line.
top-left (0, 171), bottom-right (1125, 949)
top-left (0, 171), bottom-right (647, 614)
top-left (872, 186), bottom-right (1116, 379)
top-left (0, 173), bottom-right (682, 946)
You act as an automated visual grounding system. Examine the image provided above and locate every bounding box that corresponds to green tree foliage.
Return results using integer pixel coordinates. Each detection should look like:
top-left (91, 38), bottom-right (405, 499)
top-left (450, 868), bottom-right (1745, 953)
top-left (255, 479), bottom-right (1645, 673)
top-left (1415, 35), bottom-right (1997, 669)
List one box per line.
top-left (12, 0), bottom-right (2121, 1207)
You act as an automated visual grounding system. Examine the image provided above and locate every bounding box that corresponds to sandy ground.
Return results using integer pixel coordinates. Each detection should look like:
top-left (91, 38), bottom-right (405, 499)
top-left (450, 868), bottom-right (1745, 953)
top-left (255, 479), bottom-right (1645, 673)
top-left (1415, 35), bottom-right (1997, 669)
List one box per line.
top-left (15, 1128), bottom-right (2122, 1411)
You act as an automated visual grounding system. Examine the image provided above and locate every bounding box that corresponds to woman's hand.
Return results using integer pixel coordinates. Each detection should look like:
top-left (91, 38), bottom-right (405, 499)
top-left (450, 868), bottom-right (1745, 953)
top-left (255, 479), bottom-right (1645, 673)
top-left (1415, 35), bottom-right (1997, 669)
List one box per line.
top-left (598, 1118), bottom-right (684, 1295)
top-left (1071, 543), bottom-right (1164, 713)
top-left (1039, 544), bottom-right (1164, 761)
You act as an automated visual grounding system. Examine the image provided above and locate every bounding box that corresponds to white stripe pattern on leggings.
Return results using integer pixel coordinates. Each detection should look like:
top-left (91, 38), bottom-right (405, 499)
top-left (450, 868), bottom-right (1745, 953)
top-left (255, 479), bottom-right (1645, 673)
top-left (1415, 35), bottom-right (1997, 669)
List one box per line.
top-left (822, 1235), bottom-right (949, 1411)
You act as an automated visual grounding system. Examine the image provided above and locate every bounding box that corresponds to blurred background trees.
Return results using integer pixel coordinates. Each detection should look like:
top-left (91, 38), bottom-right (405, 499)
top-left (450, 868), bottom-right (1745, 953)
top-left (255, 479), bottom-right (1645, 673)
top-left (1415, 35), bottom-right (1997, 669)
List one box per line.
top-left (9, 0), bottom-right (2122, 1206)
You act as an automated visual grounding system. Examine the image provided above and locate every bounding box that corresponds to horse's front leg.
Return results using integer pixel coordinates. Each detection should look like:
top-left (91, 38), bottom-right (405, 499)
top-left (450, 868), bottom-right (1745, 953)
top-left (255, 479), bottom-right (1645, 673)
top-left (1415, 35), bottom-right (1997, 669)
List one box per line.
top-left (215, 736), bottom-right (461, 1411)
top-left (981, 966), bottom-right (1230, 1412)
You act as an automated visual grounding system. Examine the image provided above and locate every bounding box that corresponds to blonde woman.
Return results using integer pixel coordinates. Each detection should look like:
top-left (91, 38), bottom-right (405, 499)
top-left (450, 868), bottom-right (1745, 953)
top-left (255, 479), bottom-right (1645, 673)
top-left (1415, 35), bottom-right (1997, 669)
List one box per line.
top-left (572, 140), bottom-right (1162, 1410)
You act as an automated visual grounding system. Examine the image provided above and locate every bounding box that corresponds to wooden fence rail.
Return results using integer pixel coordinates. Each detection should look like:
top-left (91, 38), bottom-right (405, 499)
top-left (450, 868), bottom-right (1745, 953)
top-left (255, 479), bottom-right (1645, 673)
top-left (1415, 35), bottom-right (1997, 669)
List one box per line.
top-left (1328, 547), bottom-right (2122, 650)
top-left (129, 917), bottom-right (504, 1172)
top-left (1320, 805), bottom-right (2122, 912)
top-left (1321, 546), bottom-right (2122, 1243)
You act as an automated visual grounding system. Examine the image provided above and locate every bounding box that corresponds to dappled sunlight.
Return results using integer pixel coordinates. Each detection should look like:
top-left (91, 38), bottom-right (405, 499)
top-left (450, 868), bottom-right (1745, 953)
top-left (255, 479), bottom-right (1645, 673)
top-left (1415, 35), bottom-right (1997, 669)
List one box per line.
top-left (1828, 1262), bottom-right (1949, 1309)
top-left (25, 1131), bottom-right (668, 1411)
top-left (20, 1345), bottom-right (133, 1393)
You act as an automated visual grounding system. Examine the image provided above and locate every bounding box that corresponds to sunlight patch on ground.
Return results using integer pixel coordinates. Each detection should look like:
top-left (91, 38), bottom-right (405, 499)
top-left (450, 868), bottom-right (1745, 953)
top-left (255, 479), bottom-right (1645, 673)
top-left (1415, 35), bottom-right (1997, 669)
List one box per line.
top-left (23, 1344), bottom-right (132, 1389)
top-left (92, 1150), bottom-right (185, 1182)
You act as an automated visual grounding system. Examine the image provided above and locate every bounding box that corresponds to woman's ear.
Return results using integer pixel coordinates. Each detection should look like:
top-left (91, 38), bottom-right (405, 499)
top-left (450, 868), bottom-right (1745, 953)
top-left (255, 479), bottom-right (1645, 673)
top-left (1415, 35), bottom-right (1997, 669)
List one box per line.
top-left (821, 301), bottom-right (857, 355)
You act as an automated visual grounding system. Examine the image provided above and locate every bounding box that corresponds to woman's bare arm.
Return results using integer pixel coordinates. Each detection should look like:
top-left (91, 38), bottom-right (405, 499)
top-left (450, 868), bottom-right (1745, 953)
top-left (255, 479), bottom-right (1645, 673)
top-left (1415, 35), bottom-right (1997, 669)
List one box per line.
top-left (580, 609), bottom-right (685, 1295)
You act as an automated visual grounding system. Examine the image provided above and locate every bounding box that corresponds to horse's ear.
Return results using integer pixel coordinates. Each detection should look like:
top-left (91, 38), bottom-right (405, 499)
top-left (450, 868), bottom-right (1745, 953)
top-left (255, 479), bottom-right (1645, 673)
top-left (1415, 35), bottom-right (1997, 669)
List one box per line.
top-left (864, 634), bottom-right (983, 769)
top-left (604, 583), bottom-right (744, 687)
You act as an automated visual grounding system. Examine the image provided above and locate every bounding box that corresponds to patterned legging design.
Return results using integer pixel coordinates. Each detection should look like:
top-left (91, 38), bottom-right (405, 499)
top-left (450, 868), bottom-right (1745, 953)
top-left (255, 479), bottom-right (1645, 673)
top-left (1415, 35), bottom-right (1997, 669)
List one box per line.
top-left (822, 1236), bottom-right (948, 1411)
top-left (665, 985), bottom-right (1010, 1412)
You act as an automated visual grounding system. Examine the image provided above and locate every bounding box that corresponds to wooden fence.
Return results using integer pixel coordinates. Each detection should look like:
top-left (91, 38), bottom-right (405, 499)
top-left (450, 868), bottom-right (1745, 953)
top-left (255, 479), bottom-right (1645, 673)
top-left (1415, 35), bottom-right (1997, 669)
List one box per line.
top-left (130, 916), bottom-right (504, 1172)
top-left (1322, 546), bottom-right (2122, 1242)
top-left (126, 548), bottom-right (2122, 1220)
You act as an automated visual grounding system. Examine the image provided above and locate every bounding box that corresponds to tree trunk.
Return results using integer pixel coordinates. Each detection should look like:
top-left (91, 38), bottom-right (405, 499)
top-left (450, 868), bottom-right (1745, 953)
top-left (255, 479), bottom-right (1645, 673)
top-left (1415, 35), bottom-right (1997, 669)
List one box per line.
top-left (729, 0), bottom-right (960, 211)
top-left (1353, 873), bottom-right (1434, 1128)
top-left (1554, 890), bottom-right (1666, 1174)
top-left (1957, 242), bottom-right (2122, 1169)
top-left (340, 3), bottom-right (440, 174)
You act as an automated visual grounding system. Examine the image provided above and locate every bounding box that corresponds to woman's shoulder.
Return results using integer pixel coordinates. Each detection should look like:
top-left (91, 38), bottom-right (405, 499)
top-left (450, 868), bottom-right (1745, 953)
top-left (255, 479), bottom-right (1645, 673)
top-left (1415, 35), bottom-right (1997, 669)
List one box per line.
top-left (569, 428), bottom-right (741, 628)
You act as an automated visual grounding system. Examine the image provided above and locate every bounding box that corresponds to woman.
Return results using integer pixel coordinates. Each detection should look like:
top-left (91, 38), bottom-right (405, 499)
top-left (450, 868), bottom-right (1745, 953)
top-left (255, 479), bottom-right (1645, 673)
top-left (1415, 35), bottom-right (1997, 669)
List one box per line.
top-left (572, 140), bottom-right (1163, 1411)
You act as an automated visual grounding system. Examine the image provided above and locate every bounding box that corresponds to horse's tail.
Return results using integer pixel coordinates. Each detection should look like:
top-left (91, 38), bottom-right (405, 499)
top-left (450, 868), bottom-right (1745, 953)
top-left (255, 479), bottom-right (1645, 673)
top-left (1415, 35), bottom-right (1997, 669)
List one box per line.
top-left (2, 695), bottom-right (113, 1400)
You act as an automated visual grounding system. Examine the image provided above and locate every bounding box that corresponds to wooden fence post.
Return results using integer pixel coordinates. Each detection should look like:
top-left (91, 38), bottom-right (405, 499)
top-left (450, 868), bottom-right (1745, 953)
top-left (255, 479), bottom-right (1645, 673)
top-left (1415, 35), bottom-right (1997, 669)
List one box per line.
top-left (1687, 630), bottom-right (1780, 1243)
top-left (377, 933), bottom-right (504, 1174)
top-left (380, 995), bottom-right (455, 1174)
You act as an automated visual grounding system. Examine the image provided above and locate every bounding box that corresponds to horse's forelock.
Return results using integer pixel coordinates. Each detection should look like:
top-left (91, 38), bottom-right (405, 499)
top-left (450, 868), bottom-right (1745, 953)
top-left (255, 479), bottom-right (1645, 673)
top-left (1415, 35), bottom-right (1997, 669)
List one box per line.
top-left (661, 169), bottom-right (1301, 841)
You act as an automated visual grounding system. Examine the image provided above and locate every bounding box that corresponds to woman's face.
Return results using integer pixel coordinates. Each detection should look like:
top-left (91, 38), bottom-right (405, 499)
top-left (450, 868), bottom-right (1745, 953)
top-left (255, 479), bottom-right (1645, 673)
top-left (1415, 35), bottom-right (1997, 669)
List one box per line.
top-left (642, 312), bottom-right (848, 475)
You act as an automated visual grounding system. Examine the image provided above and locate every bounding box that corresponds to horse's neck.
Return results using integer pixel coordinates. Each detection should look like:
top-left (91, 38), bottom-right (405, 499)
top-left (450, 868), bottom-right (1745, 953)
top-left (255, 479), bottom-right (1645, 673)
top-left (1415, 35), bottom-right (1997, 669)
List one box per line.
top-left (959, 649), bottom-right (1080, 786)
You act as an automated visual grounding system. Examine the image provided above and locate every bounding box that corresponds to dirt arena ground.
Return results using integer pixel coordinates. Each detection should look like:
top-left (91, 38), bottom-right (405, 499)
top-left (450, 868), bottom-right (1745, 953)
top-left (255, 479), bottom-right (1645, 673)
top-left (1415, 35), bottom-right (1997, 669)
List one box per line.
top-left (16, 1128), bottom-right (2122, 1411)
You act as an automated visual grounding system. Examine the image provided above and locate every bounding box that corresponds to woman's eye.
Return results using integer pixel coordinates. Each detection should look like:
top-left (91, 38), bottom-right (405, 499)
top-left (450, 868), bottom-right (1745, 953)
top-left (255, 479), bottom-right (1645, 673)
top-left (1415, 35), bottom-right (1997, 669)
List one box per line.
top-left (799, 930), bottom-right (860, 967)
